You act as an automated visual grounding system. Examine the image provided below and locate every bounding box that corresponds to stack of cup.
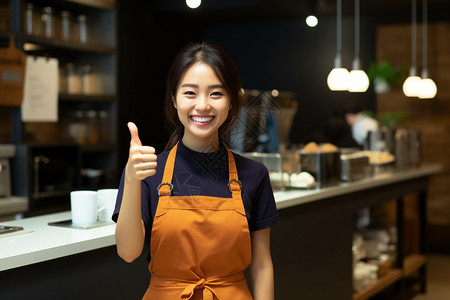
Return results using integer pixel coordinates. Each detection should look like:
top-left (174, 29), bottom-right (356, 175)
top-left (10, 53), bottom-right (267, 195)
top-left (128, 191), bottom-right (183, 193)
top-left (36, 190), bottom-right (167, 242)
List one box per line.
top-left (70, 189), bottom-right (118, 226)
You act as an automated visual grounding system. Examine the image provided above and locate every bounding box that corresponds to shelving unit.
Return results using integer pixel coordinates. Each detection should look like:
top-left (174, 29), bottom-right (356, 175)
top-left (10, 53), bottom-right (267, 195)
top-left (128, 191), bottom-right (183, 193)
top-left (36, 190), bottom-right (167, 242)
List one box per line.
top-left (1, 0), bottom-right (118, 216)
top-left (353, 254), bottom-right (427, 300)
top-left (353, 269), bottom-right (403, 300)
top-left (352, 190), bottom-right (428, 300)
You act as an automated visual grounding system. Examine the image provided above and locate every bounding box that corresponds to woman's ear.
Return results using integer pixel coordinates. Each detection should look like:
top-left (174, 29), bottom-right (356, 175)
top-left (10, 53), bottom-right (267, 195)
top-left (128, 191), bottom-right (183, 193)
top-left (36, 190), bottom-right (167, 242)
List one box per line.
top-left (172, 95), bottom-right (177, 109)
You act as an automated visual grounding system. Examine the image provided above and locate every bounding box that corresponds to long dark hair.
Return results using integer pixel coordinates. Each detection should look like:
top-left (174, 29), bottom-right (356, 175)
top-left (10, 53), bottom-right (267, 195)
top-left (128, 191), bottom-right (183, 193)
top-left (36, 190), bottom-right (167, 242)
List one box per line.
top-left (164, 42), bottom-right (242, 150)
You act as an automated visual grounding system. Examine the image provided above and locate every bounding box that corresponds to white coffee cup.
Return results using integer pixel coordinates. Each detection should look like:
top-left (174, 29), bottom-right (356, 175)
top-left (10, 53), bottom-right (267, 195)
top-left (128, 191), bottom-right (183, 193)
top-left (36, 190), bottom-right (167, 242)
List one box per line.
top-left (70, 190), bottom-right (99, 225)
top-left (97, 189), bottom-right (118, 223)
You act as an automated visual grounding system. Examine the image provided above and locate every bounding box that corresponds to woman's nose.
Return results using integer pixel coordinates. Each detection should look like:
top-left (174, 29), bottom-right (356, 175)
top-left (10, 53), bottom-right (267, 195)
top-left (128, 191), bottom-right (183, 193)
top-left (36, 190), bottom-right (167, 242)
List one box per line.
top-left (195, 94), bottom-right (210, 110)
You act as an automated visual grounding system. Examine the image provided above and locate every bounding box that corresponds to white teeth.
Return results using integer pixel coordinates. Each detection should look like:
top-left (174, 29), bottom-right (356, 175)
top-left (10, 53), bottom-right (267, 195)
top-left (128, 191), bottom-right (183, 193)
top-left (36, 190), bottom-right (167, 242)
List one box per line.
top-left (191, 116), bottom-right (214, 123)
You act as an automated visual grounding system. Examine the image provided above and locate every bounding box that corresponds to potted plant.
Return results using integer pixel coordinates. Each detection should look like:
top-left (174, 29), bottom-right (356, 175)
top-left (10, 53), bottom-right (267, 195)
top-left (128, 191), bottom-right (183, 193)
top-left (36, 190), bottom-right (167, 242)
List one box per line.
top-left (367, 61), bottom-right (402, 93)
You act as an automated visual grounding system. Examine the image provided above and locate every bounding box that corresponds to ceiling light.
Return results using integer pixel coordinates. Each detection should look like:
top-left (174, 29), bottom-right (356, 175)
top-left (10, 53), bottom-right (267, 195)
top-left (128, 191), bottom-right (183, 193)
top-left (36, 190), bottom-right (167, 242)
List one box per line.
top-left (306, 15), bottom-right (318, 27)
top-left (327, 0), bottom-right (349, 91)
top-left (348, 0), bottom-right (369, 92)
top-left (418, 0), bottom-right (437, 99)
top-left (402, 0), bottom-right (421, 97)
top-left (186, 0), bottom-right (201, 9)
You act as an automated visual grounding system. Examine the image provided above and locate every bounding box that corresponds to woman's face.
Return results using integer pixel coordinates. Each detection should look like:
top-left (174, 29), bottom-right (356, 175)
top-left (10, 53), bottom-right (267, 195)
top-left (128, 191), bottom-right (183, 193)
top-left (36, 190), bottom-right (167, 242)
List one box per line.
top-left (174, 62), bottom-right (231, 152)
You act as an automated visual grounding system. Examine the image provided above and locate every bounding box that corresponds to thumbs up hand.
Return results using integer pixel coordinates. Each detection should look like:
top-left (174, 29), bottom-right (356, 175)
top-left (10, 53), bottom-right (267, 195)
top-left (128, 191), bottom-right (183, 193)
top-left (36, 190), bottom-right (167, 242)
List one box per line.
top-left (126, 122), bottom-right (157, 181)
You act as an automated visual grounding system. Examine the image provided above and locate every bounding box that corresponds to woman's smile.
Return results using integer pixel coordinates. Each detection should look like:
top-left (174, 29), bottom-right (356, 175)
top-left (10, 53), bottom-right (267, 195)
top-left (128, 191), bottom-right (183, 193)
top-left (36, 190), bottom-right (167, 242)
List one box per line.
top-left (190, 115), bottom-right (216, 126)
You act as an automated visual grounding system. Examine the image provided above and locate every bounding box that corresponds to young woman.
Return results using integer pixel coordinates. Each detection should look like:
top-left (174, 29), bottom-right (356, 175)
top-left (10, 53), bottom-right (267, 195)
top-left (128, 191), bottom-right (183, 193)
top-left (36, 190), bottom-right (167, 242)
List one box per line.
top-left (113, 42), bottom-right (280, 300)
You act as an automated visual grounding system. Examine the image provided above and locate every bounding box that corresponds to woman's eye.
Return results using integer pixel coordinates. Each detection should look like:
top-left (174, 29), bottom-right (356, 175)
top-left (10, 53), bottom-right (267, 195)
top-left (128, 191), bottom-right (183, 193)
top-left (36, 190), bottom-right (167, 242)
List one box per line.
top-left (210, 91), bottom-right (223, 97)
top-left (183, 91), bottom-right (196, 96)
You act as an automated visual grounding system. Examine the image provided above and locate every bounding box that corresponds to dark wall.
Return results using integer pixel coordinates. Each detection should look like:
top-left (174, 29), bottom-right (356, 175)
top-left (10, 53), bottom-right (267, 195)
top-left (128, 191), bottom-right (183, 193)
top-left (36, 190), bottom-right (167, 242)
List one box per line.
top-left (117, 4), bottom-right (380, 168)
top-left (117, 2), bottom-right (204, 168)
top-left (202, 16), bottom-right (377, 143)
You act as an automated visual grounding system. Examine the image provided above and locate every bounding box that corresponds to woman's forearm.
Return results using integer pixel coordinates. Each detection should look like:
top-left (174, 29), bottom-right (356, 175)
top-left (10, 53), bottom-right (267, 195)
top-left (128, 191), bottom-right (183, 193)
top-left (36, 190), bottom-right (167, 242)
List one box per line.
top-left (249, 228), bottom-right (274, 300)
top-left (115, 177), bottom-right (145, 262)
top-left (250, 262), bottom-right (274, 300)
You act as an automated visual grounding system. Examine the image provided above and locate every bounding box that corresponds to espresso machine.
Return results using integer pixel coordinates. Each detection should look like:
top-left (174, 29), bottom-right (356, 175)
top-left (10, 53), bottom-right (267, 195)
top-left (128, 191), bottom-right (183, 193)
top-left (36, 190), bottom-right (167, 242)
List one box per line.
top-left (0, 144), bottom-right (27, 224)
top-left (0, 144), bottom-right (15, 197)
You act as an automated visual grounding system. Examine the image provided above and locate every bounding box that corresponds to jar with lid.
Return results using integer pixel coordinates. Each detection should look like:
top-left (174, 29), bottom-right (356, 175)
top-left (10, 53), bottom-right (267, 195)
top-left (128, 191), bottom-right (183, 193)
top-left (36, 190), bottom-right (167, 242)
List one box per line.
top-left (41, 7), bottom-right (54, 39)
top-left (85, 110), bottom-right (99, 145)
top-left (60, 10), bottom-right (71, 41)
top-left (77, 14), bottom-right (87, 44)
top-left (25, 3), bottom-right (34, 35)
top-left (81, 64), bottom-right (92, 94)
top-left (68, 110), bottom-right (87, 144)
top-left (98, 110), bottom-right (111, 143)
top-left (66, 63), bottom-right (81, 94)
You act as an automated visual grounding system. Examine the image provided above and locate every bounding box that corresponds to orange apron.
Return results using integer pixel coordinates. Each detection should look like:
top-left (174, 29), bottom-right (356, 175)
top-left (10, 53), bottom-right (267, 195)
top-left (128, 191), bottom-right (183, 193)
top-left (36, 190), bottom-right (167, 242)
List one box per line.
top-left (142, 143), bottom-right (253, 300)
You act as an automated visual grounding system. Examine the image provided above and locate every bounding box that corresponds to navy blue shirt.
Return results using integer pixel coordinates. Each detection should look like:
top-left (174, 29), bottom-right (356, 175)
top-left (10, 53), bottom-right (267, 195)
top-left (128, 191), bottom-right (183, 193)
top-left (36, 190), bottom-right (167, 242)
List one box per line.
top-left (113, 141), bottom-right (280, 247)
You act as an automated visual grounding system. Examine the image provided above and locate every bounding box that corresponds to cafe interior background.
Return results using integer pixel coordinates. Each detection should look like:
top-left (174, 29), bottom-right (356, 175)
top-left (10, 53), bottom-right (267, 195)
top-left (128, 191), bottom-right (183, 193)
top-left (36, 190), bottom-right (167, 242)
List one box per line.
top-left (1, 0), bottom-right (450, 299)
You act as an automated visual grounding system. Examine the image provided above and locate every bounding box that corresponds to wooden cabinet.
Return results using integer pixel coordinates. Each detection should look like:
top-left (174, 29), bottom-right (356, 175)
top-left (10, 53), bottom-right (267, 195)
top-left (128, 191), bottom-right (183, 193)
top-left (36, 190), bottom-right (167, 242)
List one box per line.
top-left (1, 0), bottom-right (117, 216)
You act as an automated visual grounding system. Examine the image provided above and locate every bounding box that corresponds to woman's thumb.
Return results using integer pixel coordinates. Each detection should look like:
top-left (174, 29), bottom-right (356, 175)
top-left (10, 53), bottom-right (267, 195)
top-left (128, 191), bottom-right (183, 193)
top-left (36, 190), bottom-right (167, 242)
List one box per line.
top-left (127, 122), bottom-right (142, 146)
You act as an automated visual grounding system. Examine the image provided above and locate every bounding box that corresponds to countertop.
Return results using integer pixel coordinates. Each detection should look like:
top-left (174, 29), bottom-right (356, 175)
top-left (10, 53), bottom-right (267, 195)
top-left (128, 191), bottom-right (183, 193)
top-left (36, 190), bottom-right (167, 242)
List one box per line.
top-left (0, 164), bottom-right (441, 272)
top-left (273, 164), bottom-right (442, 209)
top-left (0, 211), bottom-right (115, 271)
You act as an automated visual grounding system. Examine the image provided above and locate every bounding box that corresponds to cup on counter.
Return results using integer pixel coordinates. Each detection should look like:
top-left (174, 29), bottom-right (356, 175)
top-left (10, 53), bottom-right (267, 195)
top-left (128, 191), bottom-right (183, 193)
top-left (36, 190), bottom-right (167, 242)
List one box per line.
top-left (96, 189), bottom-right (118, 223)
top-left (70, 190), bottom-right (101, 225)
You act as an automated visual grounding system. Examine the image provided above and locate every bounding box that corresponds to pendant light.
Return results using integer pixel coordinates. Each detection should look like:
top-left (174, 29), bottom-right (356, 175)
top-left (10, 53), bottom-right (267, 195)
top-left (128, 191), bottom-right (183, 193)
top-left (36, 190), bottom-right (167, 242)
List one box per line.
top-left (419, 0), bottom-right (437, 99)
top-left (348, 0), bottom-right (369, 92)
top-left (402, 0), bottom-right (422, 97)
top-left (327, 0), bottom-right (349, 91)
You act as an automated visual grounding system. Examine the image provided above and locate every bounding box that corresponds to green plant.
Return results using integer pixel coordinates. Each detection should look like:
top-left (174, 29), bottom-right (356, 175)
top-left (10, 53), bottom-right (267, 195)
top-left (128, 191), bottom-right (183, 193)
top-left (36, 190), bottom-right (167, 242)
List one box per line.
top-left (381, 111), bottom-right (409, 127)
top-left (367, 61), bottom-right (402, 86)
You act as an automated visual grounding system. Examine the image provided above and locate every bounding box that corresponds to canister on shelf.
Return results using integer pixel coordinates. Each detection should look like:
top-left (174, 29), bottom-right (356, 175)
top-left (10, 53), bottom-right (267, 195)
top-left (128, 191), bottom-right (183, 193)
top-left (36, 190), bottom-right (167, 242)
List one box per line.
top-left (81, 64), bottom-right (92, 94)
top-left (68, 110), bottom-right (87, 144)
top-left (25, 3), bottom-right (34, 35)
top-left (86, 110), bottom-right (99, 145)
top-left (41, 7), bottom-right (54, 39)
top-left (77, 14), bottom-right (87, 44)
top-left (66, 63), bottom-right (81, 94)
top-left (61, 10), bottom-right (71, 41)
top-left (98, 110), bottom-right (111, 143)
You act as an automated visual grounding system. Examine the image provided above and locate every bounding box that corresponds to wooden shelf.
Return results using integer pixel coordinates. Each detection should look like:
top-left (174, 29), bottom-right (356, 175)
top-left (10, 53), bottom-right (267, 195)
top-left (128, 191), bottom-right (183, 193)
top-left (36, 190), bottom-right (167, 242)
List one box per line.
top-left (404, 254), bottom-right (426, 277)
top-left (353, 269), bottom-right (403, 300)
top-left (24, 35), bottom-right (115, 54)
top-left (352, 254), bottom-right (427, 300)
top-left (29, 0), bottom-right (114, 11)
top-left (59, 93), bottom-right (117, 102)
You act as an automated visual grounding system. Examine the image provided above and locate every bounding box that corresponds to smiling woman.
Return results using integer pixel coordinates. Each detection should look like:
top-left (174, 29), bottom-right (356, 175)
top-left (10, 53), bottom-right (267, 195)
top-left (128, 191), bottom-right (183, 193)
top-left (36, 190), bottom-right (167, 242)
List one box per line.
top-left (113, 42), bottom-right (280, 300)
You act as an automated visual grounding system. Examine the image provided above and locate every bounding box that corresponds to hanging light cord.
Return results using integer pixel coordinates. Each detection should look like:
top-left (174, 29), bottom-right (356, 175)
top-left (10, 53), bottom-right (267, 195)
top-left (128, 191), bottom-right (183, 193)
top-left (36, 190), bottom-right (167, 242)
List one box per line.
top-left (354, 0), bottom-right (360, 59)
top-left (422, 0), bottom-right (428, 77)
top-left (336, 0), bottom-right (342, 63)
top-left (411, 0), bottom-right (417, 75)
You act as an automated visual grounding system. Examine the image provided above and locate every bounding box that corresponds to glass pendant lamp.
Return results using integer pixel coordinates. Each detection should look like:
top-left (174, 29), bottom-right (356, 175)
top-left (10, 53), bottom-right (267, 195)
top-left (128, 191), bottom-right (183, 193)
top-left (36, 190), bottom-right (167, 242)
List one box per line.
top-left (327, 0), bottom-right (349, 91)
top-left (403, 0), bottom-right (422, 97)
top-left (419, 0), bottom-right (437, 99)
top-left (348, 0), bottom-right (369, 92)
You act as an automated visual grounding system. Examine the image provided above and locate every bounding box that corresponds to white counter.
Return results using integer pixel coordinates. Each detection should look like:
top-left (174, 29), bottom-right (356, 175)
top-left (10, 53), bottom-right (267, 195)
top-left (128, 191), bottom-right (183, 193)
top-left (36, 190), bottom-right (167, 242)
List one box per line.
top-left (0, 211), bottom-right (115, 271)
top-left (274, 164), bottom-right (441, 209)
top-left (0, 164), bottom-right (441, 272)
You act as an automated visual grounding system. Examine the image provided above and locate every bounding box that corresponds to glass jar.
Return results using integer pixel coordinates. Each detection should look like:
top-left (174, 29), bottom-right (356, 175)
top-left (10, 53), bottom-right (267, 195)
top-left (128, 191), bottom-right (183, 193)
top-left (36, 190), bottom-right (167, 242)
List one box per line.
top-left (41, 7), bottom-right (54, 39)
top-left (61, 10), bottom-right (71, 41)
top-left (68, 110), bottom-right (87, 144)
top-left (66, 63), bottom-right (81, 94)
top-left (85, 110), bottom-right (99, 145)
top-left (77, 14), bottom-right (87, 44)
top-left (81, 64), bottom-right (92, 94)
top-left (98, 110), bottom-right (111, 144)
top-left (25, 3), bottom-right (33, 35)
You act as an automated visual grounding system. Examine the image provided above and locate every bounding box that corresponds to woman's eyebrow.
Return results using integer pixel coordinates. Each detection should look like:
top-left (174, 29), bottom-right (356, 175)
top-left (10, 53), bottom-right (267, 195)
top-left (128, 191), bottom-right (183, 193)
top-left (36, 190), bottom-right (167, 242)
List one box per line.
top-left (180, 84), bottom-right (225, 89)
top-left (180, 83), bottom-right (198, 88)
top-left (208, 84), bottom-right (225, 89)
